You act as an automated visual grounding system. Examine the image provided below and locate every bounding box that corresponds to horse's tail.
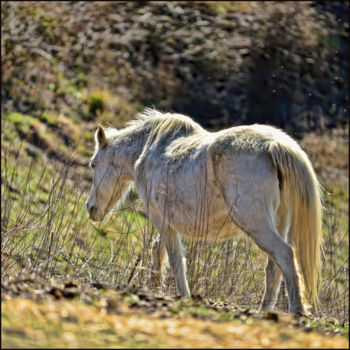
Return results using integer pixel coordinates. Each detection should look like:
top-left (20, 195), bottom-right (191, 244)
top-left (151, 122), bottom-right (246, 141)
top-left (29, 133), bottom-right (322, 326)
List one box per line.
top-left (268, 139), bottom-right (323, 308)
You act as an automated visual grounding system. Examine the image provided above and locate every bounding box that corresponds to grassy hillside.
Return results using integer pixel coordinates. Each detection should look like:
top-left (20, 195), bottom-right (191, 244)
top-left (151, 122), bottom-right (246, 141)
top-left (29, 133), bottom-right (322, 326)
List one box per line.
top-left (2, 96), bottom-right (348, 350)
top-left (2, 111), bottom-right (348, 316)
top-left (2, 2), bottom-right (348, 133)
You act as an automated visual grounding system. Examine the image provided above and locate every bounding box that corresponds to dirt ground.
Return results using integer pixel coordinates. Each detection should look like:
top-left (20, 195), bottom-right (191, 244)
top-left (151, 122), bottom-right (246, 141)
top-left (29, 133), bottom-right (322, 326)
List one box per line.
top-left (1, 274), bottom-right (348, 348)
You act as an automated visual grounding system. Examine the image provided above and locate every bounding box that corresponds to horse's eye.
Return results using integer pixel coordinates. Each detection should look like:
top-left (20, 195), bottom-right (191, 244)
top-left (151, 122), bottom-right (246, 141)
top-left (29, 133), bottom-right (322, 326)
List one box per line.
top-left (90, 163), bottom-right (96, 169)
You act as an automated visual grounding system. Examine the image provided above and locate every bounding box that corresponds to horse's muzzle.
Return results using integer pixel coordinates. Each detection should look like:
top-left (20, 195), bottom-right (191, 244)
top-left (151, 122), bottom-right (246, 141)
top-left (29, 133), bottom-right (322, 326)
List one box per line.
top-left (86, 202), bottom-right (101, 221)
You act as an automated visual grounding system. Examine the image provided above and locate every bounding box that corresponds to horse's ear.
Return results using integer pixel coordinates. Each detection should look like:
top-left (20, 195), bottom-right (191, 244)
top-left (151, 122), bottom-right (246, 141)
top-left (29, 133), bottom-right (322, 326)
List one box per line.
top-left (96, 124), bottom-right (107, 149)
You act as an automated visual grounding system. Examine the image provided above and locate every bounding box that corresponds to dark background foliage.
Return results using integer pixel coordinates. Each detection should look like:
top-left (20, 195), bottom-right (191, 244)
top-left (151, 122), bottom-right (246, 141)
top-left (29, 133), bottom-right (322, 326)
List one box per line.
top-left (2, 1), bottom-right (349, 137)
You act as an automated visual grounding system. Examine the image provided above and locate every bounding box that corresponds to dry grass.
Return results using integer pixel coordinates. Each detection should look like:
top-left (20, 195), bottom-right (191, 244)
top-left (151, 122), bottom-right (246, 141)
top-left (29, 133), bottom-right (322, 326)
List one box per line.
top-left (2, 297), bottom-right (348, 348)
top-left (1, 127), bottom-right (348, 327)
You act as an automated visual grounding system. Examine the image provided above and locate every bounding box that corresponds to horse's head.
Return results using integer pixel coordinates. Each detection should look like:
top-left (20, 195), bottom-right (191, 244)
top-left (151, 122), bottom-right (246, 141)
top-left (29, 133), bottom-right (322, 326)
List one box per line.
top-left (86, 125), bottom-right (129, 221)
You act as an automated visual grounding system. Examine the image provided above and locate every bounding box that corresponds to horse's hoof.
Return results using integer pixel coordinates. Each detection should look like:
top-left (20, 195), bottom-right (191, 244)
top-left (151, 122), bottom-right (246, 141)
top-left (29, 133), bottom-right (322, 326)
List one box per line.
top-left (292, 310), bottom-right (304, 318)
top-left (260, 302), bottom-right (274, 312)
top-left (147, 276), bottom-right (161, 289)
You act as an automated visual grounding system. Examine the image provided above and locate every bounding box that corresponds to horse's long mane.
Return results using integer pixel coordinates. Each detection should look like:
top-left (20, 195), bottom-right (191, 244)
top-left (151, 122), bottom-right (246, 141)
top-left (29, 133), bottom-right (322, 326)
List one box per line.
top-left (127, 108), bottom-right (204, 147)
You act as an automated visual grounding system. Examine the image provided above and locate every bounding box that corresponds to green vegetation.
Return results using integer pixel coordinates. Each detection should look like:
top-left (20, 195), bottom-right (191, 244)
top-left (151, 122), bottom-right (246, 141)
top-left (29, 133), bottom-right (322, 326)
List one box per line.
top-left (2, 124), bottom-right (348, 323)
top-left (38, 112), bottom-right (59, 125)
top-left (5, 112), bottom-right (36, 136)
top-left (1, 75), bottom-right (348, 333)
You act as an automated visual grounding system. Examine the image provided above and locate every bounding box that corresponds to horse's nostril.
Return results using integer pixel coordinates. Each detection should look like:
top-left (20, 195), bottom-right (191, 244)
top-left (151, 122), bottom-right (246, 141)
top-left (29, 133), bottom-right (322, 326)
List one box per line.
top-left (89, 205), bottom-right (97, 215)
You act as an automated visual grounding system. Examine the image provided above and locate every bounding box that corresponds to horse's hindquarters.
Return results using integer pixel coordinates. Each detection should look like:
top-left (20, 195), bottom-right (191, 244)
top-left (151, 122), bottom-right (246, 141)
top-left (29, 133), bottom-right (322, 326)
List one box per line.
top-left (211, 151), bottom-right (280, 234)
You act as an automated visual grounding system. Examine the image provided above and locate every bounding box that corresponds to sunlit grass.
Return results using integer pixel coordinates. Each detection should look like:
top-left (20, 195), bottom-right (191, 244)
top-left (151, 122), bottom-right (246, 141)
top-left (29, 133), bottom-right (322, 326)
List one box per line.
top-left (1, 124), bottom-right (349, 323)
top-left (2, 297), bottom-right (348, 348)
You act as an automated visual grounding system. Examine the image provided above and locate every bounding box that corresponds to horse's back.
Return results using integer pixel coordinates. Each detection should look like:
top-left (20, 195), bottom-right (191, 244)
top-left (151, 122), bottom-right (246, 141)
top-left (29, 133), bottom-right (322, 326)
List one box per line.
top-left (209, 124), bottom-right (298, 156)
top-left (208, 124), bottom-right (281, 176)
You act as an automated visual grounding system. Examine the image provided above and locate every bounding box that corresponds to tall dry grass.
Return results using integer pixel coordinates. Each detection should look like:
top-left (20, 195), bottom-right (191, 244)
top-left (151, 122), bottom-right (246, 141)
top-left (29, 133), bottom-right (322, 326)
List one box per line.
top-left (1, 141), bottom-right (348, 323)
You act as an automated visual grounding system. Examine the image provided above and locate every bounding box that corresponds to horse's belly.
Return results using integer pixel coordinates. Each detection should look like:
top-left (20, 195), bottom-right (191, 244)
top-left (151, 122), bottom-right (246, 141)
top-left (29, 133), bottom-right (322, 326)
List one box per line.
top-left (181, 219), bottom-right (241, 242)
top-left (169, 204), bottom-right (242, 242)
top-left (152, 171), bottom-right (243, 241)
top-left (141, 149), bottom-right (243, 241)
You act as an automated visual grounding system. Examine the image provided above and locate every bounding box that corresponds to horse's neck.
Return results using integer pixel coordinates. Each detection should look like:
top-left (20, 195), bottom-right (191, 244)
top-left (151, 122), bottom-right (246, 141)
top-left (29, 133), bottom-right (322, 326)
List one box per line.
top-left (113, 124), bottom-right (151, 175)
top-left (114, 118), bottom-right (194, 175)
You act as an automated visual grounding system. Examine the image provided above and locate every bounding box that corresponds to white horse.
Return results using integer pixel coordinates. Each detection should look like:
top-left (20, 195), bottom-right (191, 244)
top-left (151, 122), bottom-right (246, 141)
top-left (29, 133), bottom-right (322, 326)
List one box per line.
top-left (86, 108), bottom-right (323, 314)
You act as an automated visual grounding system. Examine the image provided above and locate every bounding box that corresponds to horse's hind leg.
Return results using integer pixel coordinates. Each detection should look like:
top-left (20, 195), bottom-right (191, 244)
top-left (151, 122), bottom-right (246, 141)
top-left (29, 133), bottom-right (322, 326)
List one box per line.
top-left (261, 257), bottom-right (282, 311)
top-left (222, 174), bottom-right (303, 313)
top-left (252, 226), bottom-right (303, 313)
top-left (148, 235), bottom-right (167, 289)
top-left (261, 210), bottom-right (290, 311)
top-left (233, 214), bottom-right (303, 313)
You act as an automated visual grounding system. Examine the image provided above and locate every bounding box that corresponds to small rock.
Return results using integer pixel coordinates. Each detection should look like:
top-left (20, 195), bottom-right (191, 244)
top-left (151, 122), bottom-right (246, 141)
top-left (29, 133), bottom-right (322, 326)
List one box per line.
top-left (304, 323), bottom-right (313, 333)
top-left (265, 311), bottom-right (279, 322)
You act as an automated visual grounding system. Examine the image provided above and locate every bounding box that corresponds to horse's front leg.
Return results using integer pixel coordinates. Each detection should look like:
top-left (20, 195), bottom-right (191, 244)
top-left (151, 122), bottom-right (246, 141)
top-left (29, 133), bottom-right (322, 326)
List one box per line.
top-left (146, 210), bottom-right (190, 297)
top-left (148, 235), bottom-right (167, 289)
top-left (164, 231), bottom-right (190, 297)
